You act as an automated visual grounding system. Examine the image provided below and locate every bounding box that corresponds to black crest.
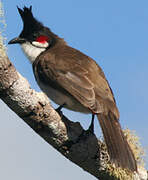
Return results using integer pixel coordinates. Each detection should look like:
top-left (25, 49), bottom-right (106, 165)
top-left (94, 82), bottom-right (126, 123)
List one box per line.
top-left (17, 6), bottom-right (44, 38)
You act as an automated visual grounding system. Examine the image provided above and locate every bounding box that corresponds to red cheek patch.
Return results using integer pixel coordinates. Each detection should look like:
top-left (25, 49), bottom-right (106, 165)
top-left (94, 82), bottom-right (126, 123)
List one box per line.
top-left (36, 36), bottom-right (49, 44)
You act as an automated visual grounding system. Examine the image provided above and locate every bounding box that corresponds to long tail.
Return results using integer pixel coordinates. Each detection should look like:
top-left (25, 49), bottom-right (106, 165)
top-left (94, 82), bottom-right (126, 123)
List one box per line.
top-left (97, 111), bottom-right (137, 171)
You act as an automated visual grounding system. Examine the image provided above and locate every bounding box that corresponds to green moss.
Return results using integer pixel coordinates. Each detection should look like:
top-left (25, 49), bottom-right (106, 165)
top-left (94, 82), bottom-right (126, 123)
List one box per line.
top-left (100, 129), bottom-right (145, 179)
top-left (0, 1), bottom-right (6, 55)
top-left (124, 128), bottom-right (145, 168)
top-left (105, 164), bottom-right (133, 180)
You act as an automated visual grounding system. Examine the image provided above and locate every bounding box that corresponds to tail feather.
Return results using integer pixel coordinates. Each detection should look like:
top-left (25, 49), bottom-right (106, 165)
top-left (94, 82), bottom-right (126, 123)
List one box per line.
top-left (97, 112), bottom-right (137, 171)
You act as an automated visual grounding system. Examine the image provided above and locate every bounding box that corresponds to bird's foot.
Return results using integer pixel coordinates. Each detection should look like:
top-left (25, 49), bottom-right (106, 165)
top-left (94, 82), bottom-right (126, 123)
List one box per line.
top-left (87, 114), bottom-right (95, 134)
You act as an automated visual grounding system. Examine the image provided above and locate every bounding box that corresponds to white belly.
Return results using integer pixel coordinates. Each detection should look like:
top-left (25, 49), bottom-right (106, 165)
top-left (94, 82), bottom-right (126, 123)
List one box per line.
top-left (37, 79), bottom-right (90, 113)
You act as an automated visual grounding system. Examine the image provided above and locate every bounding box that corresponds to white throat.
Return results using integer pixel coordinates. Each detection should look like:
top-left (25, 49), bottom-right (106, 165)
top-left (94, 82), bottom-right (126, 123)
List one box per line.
top-left (21, 42), bottom-right (46, 63)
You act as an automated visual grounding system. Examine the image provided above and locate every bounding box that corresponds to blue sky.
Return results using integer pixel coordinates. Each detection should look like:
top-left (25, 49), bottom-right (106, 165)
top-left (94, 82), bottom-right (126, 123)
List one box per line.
top-left (0, 0), bottom-right (148, 179)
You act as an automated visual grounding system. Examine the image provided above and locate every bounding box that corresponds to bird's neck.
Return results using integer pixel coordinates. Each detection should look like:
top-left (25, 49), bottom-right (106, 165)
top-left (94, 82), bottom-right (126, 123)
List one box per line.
top-left (21, 42), bottom-right (46, 64)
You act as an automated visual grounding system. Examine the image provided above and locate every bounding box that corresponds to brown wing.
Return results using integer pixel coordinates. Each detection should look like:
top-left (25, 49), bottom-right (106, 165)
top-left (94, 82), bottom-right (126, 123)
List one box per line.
top-left (34, 45), bottom-right (117, 114)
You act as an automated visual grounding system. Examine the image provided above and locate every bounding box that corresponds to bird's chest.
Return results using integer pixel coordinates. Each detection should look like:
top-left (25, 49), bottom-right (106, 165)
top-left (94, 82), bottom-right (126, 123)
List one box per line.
top-left (34, 69), bottom-right (72, 105)
top-left (33, 68), bottom-right (89, 113)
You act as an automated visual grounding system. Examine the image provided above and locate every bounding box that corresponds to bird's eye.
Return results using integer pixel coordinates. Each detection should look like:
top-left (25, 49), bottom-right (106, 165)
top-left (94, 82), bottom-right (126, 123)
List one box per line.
top-left (36, 35), bottom-right (49, 44)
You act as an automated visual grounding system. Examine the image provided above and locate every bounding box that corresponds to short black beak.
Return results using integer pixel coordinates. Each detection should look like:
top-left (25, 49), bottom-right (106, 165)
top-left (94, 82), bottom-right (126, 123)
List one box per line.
top-left (8, 37), bottom-right (26, 44)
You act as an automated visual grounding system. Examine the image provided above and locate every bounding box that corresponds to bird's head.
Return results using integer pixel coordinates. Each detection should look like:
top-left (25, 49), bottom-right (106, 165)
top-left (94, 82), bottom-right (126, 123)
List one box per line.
top-left (8, 6), bottom-right (56, 48)
top-left (8, 6), bottom-right (60, 63)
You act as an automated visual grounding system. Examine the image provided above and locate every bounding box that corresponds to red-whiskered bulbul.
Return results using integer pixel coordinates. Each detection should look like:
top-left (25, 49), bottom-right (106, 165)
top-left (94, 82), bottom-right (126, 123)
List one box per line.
top-left (8, 6), bottom-right (137, 171)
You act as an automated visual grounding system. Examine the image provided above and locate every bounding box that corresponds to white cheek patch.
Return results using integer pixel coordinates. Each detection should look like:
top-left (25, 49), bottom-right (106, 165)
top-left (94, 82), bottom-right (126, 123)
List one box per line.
top-left (21, 42), bottom-right (46, 64)
top-left (32, 41), bottom-right (49, 48)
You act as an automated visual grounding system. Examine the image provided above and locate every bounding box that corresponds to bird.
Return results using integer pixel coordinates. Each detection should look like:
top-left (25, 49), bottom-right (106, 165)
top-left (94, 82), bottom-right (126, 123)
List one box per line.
top-left (8, 6), bottom-right (137, 171)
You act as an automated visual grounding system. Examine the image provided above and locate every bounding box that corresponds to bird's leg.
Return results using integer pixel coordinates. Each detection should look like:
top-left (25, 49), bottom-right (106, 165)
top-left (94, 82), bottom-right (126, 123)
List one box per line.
top-left (55, 103), bottom-right (66, 116)
top-left (56, 103), bottom-right (66, 111)
top-left (88, 114), bottom-right (95, 133)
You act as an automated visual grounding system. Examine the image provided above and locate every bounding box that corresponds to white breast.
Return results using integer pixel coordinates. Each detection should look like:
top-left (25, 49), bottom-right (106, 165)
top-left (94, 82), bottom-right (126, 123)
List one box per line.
top-left (21, 42), bottom-right (46, 63)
